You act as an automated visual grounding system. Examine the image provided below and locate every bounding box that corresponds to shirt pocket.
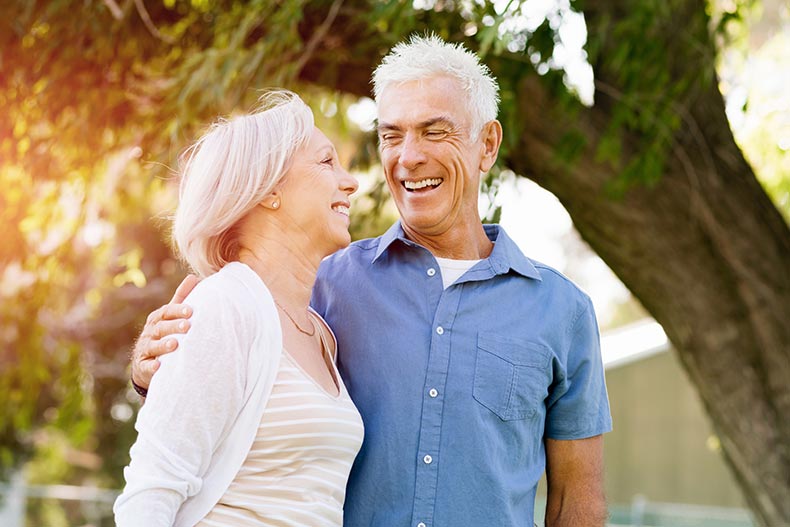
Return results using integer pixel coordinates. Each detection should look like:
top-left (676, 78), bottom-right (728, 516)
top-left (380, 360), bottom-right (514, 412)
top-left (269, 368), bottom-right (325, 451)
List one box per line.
top-left (473, 333), bottom-right (552, 421)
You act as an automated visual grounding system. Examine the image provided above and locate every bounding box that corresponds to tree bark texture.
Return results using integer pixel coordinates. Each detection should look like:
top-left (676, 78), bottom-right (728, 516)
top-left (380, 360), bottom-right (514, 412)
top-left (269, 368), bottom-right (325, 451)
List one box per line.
top-left (512, 66), bottom-right (790, 527)
top-left (296, 1), bottom-right (790, 525)
top-left (513, 2), bottom-right (790, 524)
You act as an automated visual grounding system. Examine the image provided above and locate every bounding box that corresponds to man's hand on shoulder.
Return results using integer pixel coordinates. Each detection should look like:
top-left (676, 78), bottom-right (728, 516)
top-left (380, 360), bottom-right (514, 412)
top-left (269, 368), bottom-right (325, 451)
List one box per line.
top-left (131, 275), bottom-right (200, 393)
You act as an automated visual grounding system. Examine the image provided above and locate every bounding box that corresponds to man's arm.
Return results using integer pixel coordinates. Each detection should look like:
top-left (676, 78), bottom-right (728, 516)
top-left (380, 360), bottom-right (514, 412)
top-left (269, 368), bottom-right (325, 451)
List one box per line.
top-left (544, 435), bottom-right (607, 527)
top-left (131, 275), bottom-right (200, 391)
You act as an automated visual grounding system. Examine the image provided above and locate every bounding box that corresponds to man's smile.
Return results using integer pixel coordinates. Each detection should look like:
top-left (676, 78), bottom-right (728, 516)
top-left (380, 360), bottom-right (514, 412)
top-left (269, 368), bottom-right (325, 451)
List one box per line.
top-left (403, 177), bottom-right (444, 191)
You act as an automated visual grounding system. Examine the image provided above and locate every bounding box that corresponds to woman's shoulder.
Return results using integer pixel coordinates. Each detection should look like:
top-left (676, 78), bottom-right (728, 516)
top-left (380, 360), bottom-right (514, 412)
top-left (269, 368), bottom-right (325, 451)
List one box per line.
top-left (194, 261), bottom-right (268, 297)
top-left (184, 262), bottom-right (277, 334)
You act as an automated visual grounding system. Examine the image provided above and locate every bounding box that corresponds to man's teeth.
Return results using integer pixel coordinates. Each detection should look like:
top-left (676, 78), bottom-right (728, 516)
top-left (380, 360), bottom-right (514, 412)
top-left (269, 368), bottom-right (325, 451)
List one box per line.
top-left (332, 205), bottom-right (349, 216)
top-left (404, 178), bottom-right (443, 190)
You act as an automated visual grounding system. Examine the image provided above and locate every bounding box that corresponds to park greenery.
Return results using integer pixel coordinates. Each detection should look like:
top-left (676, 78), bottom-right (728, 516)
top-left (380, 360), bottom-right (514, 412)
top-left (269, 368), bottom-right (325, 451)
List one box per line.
top-left (1, 0), bottom-right (788, 525)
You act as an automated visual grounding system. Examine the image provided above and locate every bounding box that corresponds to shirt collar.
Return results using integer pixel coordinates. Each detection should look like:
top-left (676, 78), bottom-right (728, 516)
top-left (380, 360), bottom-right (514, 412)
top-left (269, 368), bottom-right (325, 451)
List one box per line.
top-left (372, 221), bottom-right (542, 281)
top-left (371, 221), bottom-right (407, 262)
top-left (482, 224), bottom-right (542, 280)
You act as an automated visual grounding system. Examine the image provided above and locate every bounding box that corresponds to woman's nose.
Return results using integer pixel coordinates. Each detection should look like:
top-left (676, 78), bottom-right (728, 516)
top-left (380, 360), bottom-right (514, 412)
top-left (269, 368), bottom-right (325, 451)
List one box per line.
top-left (339, 166), bottom-right (359, 195)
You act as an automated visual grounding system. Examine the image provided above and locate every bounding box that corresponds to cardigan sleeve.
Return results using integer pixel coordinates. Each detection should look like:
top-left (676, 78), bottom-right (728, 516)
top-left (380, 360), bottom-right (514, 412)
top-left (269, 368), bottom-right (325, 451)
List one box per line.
top-left (114, 276), bottom-right (259, 526)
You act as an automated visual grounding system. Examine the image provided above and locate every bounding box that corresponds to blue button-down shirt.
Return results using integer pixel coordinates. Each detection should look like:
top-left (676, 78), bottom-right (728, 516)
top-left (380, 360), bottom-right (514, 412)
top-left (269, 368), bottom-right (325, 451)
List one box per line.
top-left (312, 222), bottom-right (612, 527)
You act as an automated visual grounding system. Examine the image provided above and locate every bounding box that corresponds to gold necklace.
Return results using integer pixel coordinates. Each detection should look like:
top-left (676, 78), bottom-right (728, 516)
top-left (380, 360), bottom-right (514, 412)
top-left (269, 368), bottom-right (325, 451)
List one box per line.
top-left (274, 300), bottom-right (316, 336)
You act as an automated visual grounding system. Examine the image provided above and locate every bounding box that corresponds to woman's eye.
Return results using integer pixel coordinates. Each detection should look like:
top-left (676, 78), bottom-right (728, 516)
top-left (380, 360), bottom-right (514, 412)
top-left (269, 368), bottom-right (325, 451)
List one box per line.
top-left (322, 157), bottom-right (334, 166)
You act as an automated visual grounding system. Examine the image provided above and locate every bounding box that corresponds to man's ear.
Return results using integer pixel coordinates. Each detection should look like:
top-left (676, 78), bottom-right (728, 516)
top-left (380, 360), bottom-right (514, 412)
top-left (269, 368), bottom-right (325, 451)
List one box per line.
top-left (478, 120), bottom-right (503, 173)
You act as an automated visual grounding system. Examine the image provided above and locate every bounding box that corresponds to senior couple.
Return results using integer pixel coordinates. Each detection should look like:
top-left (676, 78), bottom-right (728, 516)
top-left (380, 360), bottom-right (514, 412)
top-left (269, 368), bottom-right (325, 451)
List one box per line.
top-left (115, 35), bottom-right (612, 527)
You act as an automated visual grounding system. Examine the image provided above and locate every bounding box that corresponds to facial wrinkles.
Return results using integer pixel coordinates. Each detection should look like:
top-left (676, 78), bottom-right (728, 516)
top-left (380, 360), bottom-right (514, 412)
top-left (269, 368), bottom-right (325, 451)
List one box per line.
top-left (400, 129), bottom-right (466, 179)
top-left (281, 149), bottom-right (320, 188)
top-left (448, 155), bottom-right (469, 216)
top-left (290, 166), bottom-right (348, 253)
top-left (299, 155), bottom-right (341, 199)
top-left (400, 157), bottom-right (466, 239)
top-left (318, 145), bottom-right (336, 164)
top-left (441, 129), bottom-right (474, 180)
top-left (441, 130), bottom-right (482, 224)
top-left (286, 154), bottom-right (334, 212)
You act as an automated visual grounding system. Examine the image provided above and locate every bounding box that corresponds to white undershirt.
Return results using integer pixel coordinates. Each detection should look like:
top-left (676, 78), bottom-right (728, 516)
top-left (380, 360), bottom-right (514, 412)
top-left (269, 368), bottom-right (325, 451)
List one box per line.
top-left (434, 257), bottom-right (481, 289)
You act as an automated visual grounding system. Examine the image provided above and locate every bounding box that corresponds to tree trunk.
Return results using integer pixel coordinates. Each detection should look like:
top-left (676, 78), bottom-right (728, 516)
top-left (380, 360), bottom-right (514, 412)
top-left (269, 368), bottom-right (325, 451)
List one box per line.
top-left (510, 73), bottom-right (790, 527)
top-left (504, 4), bottom-right (790, 526)
top-left (296, 2), bottom-right (790, 524)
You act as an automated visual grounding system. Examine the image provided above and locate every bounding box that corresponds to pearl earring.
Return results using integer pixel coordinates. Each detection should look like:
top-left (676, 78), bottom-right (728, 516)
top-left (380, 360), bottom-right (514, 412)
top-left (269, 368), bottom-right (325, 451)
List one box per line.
top-left (272, 200), bottom-right (280, 209)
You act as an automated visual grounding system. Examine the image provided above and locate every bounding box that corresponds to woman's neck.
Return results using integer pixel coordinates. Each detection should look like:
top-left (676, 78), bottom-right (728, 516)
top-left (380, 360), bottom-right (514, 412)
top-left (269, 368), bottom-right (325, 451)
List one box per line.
top-left (237, 237), bottom-right (318, 309)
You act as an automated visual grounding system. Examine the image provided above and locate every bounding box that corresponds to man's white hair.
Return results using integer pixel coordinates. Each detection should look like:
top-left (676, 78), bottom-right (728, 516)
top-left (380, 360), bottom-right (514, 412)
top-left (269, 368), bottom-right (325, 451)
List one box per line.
top-left (174, 90), bottom-right (314, 277)
top-left (372, 33), bottom-right (500, 139)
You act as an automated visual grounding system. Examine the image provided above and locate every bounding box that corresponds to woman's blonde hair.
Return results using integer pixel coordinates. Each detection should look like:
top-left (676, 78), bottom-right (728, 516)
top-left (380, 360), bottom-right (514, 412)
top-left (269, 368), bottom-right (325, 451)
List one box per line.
top-left (174, 90), bottom-right (314, 277)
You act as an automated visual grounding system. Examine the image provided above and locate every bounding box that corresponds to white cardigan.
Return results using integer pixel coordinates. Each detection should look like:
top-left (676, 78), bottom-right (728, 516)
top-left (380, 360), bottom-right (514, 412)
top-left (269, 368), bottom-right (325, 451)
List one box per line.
top-left (114, 262), bottom-right (283, 527)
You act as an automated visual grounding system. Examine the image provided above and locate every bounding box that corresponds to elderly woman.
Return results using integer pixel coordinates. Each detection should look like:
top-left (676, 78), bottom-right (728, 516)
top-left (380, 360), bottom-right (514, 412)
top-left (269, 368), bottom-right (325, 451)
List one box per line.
top-left (114, 91), bottom-right (362, 526)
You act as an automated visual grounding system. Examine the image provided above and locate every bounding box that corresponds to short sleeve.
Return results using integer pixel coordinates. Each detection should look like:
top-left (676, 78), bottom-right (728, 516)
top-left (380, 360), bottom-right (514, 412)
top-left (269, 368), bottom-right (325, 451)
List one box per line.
top-left (545, 298), bottom-right (612, 440)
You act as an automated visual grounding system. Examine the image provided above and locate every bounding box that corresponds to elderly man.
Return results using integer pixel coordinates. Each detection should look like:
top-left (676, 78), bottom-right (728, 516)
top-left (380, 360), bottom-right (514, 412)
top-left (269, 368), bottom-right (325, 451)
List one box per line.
top-left (132, 35), bottom-right (612, 526)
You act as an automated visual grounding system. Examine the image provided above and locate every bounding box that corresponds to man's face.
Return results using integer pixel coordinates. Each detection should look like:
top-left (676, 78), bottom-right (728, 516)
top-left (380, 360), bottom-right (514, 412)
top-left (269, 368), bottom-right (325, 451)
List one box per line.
top-left (376, 76), bottom-right (488, 241)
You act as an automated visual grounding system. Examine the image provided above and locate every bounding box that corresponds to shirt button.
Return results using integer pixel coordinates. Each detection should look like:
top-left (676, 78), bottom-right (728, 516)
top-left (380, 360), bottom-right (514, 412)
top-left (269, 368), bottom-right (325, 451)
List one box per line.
top-left (423, 454), bottom-right (433, 464)
top-left (436, 326), bottom-right (444, 335)
top-left (429, 388), bottom-right (438, 398)
top-left (417, 523), bottom-right (427, 527)
top-left (427, 268), bottom-right (436, 277)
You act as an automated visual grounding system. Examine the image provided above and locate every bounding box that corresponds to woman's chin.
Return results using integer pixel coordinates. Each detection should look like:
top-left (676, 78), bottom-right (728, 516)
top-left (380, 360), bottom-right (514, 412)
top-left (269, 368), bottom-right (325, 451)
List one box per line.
top-left (319, 233), bottom-right (351, 258)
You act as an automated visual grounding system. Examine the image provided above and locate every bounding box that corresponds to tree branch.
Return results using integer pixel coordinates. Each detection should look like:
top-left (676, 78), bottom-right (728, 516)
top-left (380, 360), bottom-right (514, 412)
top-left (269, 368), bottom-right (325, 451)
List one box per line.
top-left (134, 0), bottom-right (175, 44)
top-left (103, 0), bottom-right (123, 20)
top-left (294, 0), bottom-right (344, 75)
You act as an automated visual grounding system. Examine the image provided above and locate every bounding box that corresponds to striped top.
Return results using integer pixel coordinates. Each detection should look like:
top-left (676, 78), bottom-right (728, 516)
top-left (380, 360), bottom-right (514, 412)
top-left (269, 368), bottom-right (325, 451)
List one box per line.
top-left (196, 344), bottom-right (364, 526)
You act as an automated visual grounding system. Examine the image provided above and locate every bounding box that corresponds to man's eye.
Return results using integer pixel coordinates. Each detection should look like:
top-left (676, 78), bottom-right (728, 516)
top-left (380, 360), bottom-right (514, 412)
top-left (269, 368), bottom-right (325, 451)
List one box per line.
top-left (322, 157), bottom-right (334, 166)
top-left (426, 130), bottom-right (446, 137)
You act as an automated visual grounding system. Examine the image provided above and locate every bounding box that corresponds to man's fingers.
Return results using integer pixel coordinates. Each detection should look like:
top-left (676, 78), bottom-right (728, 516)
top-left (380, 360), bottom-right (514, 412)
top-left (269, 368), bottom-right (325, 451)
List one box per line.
top-left (147, 320), bottom-right (190, 348)
top-left (161, 303), bottom-right (193, 321)
top-left (150, 335), bottom-right (179, 357)
top-left (170, 274), bottom-right (200, 304)
top-left (132, 357), bottom-right (160, 389)
top-left (131, 333), bottom-right (180, 389)
top-left (142, 276), bottom-right (196, 327)
top-left (131, 276), bottom-right (197, 392)
top-left (144, 303), bottom-right (192, 326)
top-left (146, 305), bottom-right (166, 325)
top-left (162, 338), bottom-right (178, 353)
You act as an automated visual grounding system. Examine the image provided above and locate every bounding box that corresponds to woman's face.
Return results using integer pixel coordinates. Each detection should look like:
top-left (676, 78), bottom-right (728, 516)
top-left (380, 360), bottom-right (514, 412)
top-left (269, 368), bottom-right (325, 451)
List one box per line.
top-left (277, 127), bottom-right (359, 256)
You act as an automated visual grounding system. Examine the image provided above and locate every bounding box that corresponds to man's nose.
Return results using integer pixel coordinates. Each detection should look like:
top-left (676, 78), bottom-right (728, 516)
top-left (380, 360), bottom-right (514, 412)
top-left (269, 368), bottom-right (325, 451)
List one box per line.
top-left (398, 134), bottom-right (428, 170)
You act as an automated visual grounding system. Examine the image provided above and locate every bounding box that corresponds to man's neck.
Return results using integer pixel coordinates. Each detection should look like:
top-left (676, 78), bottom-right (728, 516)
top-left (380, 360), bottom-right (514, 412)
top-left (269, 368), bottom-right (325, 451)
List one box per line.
top-left (402, 222), bottom-right (494, 260)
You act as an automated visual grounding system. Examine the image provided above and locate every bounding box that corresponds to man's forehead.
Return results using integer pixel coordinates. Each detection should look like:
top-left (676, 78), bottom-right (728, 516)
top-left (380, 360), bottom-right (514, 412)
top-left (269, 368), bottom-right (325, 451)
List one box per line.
top-left (378, 75), bottom-right (466, 103)
top-left (376, 115), bottom-right (457, 132)
top-left (376, 80), bottom-right (472, 129)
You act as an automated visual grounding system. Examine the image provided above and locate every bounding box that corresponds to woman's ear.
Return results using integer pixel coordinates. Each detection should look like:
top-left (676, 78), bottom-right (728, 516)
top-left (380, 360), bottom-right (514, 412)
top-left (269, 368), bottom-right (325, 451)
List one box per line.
top-left (261, 192), bottom-right (282, 211)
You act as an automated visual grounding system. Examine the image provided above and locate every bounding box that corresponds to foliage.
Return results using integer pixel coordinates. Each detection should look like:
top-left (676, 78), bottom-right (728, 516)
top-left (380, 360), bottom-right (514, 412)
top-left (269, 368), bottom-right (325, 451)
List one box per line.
top-left (719, 22), bottom-right (790, 220)
top-left (1, 1), bottom-right (788, 524)
top-left (0, 0), bottom-right (425, 491)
